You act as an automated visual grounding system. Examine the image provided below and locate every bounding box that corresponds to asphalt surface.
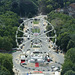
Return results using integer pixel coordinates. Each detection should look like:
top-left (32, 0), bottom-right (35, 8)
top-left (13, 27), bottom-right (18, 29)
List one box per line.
top-left (13, 15), bottom-right (64, 75)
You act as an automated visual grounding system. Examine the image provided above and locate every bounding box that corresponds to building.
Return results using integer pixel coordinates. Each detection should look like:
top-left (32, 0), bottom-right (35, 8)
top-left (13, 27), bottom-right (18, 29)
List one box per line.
top-left (55, 8), bottom-right (64, 13)
top-left (55, 3), bottom-right (75, 18)
top-left (55, 71), bottom-right (60, 75)
top-left (68, 3), bottom-right (75, 17)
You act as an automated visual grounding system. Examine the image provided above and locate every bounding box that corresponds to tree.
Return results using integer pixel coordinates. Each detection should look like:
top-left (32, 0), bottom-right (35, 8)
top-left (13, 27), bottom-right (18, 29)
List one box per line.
top-left (61, 48), bottom-right (75, 75)
top-left (0, 70), bottom-right (10, 75)
top-left (65, 48), bottom-right (75, 63)
top-left (0, 37), bottom-right (3, 49)
top-left (46, 25), bottom-right (52, 31)
top-left (11, 1), bottom-right (20, 15)
top-left (2, 37), bottom-right (13, 51)
top-left (0, 53), bottom-right (13, 75)
top-left (60, 34), bottom-right (70, 51)
top-left (2, 59), bottom-right (13, 75)
top-left (46, 4), bottom-right (53, 13)
top-left (58, 0), bottom-right (64, 7)
top-left (19, 0), bottom-right (38, 17)
top-left (57, 32), bottom-right (70, 52)
top-left (28, 13), bottom-right (33, 18)
top-left (0, 65), bottom-right (11, 75)
top-left (64, 70), bottom-right (75, 75)
top-left (61, 60), bottom-right (73, 75)
top-left (0, 11), bottom-right (20, 50)
top-left (67, 40), bottom-right (75, 50)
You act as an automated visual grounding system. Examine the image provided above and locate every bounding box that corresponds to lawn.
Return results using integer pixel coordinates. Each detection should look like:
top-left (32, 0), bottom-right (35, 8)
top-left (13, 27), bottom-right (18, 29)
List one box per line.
top-left (33, 21), bottom-right (39, 24)
top-left (32, 28), bottom-right (40, 33)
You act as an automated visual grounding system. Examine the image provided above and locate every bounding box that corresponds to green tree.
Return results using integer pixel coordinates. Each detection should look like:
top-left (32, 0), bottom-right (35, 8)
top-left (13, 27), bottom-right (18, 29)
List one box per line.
top-left (57, 32), bottom-right (70, 52)
top-left (2, 37), bottom-right (13, 51)
top-left (2, 59), bottom-right (13, 75)
top-left (65, 48), bottom-right (75, 63)
top-left (0, 37), bottom-right (3, 49)
top-left (46, 4), bottom-right (53, 13)
top-left (11, 1), bottom-right (20, 15)
top-left (61, 60), bottom-right (73, 75)
top-left (0, 70), bottom-right (9, 75)
top-left (60, 34), bottom-right (70, 51)
top-left (67, 40), bottom-right (75, 50)
top-left (64, 70), bottom-right (75, 75)
top-left (28, 13), bottom-right (33, 18)
top-left (19, 0), bottom-right (38, 17)
top-left (0, 66), bottom-right (11, 75)
top-left (0, 53), bottom-right (13, 75)
top-left (61, 48), bottom-right (75, 75)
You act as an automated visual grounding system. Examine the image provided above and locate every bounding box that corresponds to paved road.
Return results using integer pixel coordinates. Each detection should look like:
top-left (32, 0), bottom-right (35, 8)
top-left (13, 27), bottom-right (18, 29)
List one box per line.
top-left (13, 15), bottom-right (64, 75)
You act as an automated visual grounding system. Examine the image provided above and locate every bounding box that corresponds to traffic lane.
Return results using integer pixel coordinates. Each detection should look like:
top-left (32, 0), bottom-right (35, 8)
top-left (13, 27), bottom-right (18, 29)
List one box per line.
top-left (41, 42), bottom-right (49, 53)
top-left (40, 38), bottom-right (64, 65)
top-left (40, 36), bottom-right (49, 52)
top-left (39, 25), bottom-right (44, 34)
top-left (50, 50), bottom-right (64, 64)
top-left (21, 73), bottom-right (50, 75)
top-left (12, 51), bottom-right (29, 72)
top-left (23, 41), bottom-right (31, 52)
top-left (13, 52), bottom-right (61, 74)
top-left (39, 18), bottom-right (64, 64)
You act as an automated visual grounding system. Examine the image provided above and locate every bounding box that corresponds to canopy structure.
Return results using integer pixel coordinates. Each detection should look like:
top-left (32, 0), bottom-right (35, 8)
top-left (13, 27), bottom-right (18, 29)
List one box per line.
top-left (35, 63), bottom-right (39, 67)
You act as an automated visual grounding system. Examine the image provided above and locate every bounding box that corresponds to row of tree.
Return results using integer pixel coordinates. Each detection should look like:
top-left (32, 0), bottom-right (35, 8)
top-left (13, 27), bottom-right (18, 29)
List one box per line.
top-left (1, 0), bottom-right (75, 17)
top-left (47, 11), bottom-right (75, 52)
top-left (11, 0), bottom-right (38, 17)
top-left (0, 11), bottom-right (20, 51)
top-left (61, 48), bottom-right (75, 75)
top-left (0, 0), bottom-right (38, 17)
top-left (0, 53), bottom-right (14, 75)
top-left (37, 0), bottom-right (75, 14)
top-left (47, 11), bottom-right (75, 75)
top-left (0, 1), bottom-right (23, 75)
top-left (0, 0), bottom-right (39, 51)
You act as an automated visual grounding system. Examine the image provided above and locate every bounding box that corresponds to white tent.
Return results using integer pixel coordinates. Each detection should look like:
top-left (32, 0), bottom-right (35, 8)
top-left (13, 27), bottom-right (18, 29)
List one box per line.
top-left (55, 71), bottom-right (59, 75)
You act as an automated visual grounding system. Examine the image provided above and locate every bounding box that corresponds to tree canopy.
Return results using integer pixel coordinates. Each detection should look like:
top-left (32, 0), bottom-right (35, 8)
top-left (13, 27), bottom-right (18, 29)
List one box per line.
top-left (0, 11), bottom-right (20, 51)
top-left (0, 53), bottom-right (14, 75)
top-left (61, 48), bottom-right (75, 75)
top-left (64, 70), bottom-right (75, 75)
top-left (0, 0), bottom-right (75, 75)
top-left (47, 11), bottom-right (75, 52)
top-left (38, 0), bottom-right (75, 14)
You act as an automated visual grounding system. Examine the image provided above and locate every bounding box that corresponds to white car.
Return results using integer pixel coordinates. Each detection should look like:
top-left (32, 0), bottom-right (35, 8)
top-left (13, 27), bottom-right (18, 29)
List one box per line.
top-left (27, 35), bottom-right (30, 40)
top-left (51, 66), bottom-right (55, 69)
top-left (53, 67), bottom-right (59, 71)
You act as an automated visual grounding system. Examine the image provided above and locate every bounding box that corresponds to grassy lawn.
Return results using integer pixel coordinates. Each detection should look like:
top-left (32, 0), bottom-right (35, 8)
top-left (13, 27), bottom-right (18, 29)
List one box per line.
top-left (32, 29), bottom-right (40, 33)
top-left (33, 21), bottom-right (39, 24)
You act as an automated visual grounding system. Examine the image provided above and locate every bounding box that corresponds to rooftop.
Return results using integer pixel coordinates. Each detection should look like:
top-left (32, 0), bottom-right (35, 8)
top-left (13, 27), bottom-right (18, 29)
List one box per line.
top-left (69, 3), bottom-right (75, 10)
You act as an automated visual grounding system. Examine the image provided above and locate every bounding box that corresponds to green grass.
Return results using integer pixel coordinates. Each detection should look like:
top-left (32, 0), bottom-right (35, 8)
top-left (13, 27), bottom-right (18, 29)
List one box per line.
top-left (32, 29), bottom-right (40, 33)
top-left (33, 21), bottom-right (39, 24)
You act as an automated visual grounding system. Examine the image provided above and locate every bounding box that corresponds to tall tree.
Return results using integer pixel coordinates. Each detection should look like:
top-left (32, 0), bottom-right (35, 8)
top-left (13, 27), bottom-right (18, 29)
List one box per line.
top-left (64, 70), bottom-right (75, 75)
top-left (19, 0), bottom-right (38, 17)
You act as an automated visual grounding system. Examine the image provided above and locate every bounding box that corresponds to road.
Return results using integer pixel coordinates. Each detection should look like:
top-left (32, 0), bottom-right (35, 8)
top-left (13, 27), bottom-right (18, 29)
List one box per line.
top-left (13, 15), bottom-right (64, 75)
